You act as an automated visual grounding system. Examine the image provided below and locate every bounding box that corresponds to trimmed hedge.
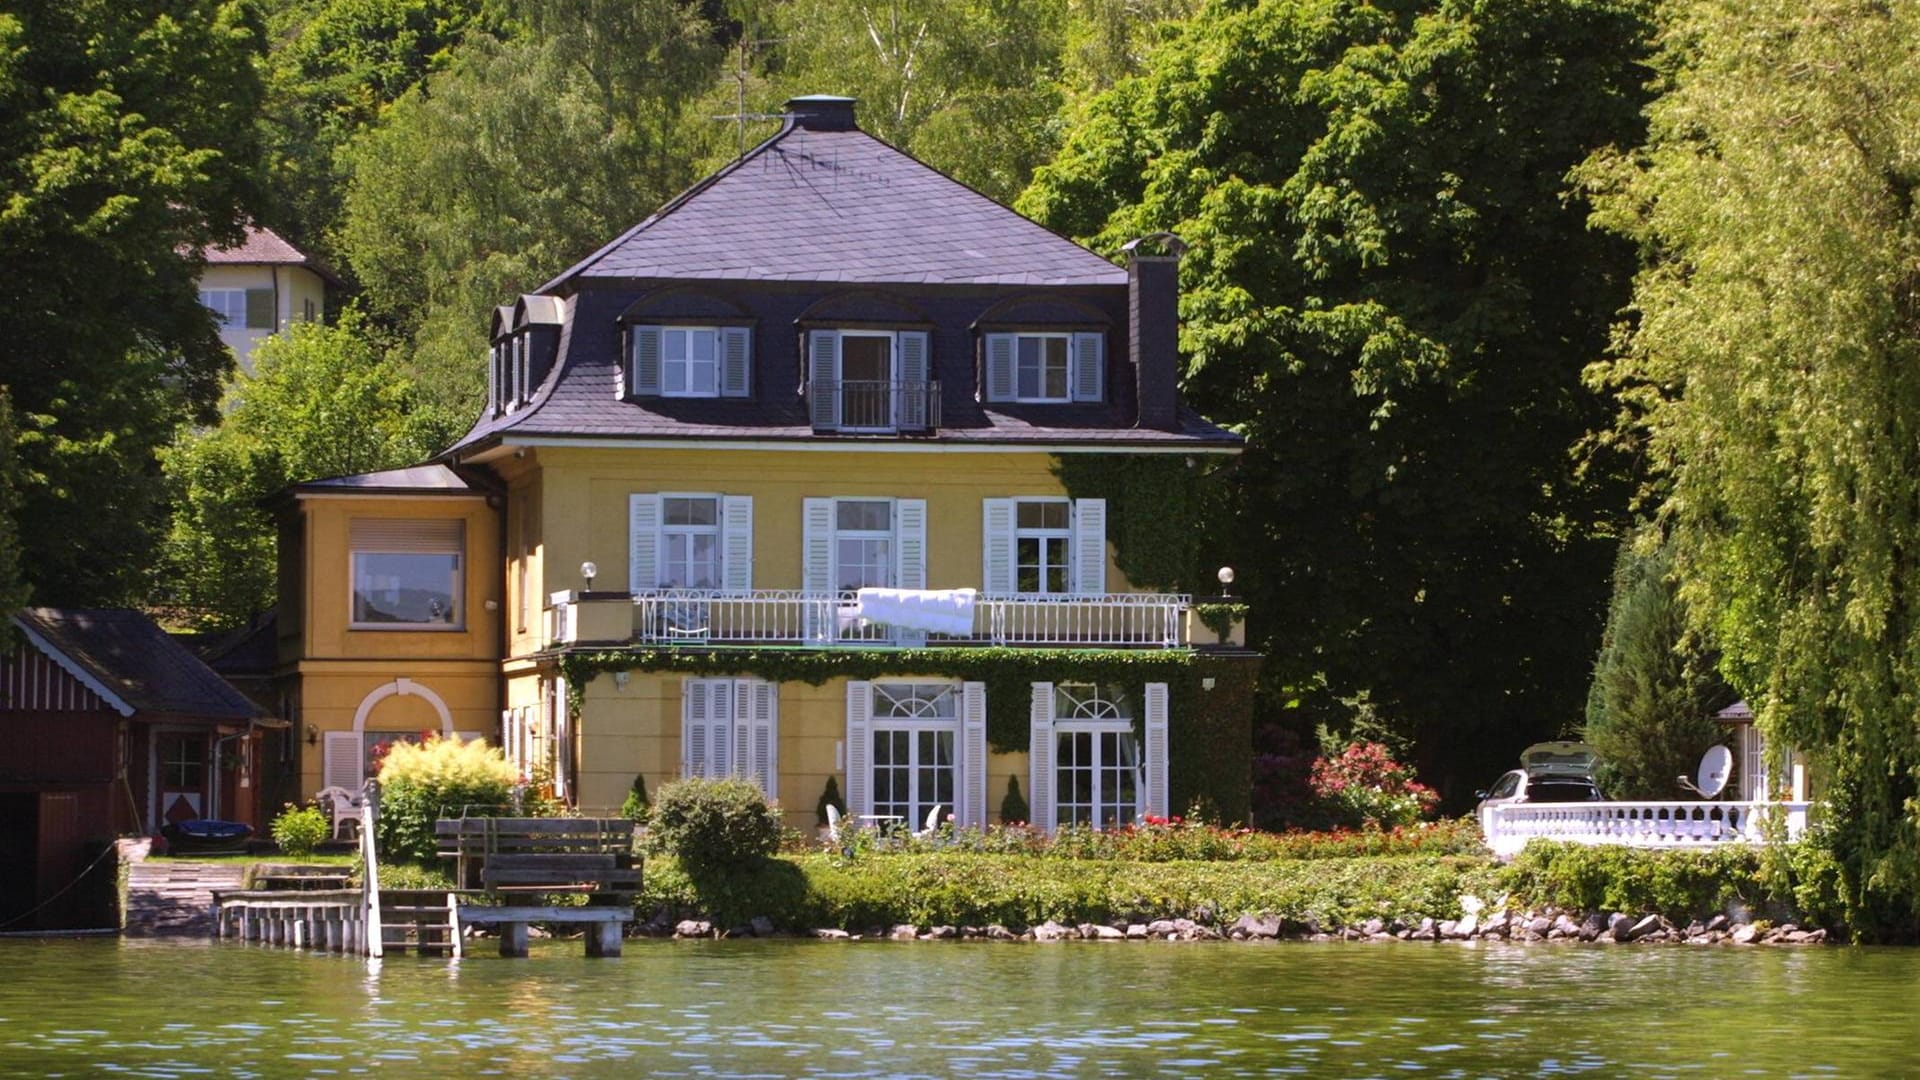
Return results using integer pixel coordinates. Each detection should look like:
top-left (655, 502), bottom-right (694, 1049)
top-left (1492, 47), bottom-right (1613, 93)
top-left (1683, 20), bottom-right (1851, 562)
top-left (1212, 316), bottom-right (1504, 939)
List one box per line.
top-left (1503, 841), bottom-right (1845, 925)
top-left (639, 852), bottom-right (1505, 930)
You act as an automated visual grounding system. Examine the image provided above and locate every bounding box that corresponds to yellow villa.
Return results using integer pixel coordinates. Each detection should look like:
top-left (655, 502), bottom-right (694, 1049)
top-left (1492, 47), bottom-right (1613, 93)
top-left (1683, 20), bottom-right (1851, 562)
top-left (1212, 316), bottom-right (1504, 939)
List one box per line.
top-left (276, 96), bottom-right (1260, 832)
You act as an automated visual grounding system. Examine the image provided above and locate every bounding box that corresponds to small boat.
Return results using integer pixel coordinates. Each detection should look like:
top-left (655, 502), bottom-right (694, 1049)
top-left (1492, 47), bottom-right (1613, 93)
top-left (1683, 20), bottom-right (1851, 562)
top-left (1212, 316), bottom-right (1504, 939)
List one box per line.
top-left (162, 819), bottom-right (253, 854)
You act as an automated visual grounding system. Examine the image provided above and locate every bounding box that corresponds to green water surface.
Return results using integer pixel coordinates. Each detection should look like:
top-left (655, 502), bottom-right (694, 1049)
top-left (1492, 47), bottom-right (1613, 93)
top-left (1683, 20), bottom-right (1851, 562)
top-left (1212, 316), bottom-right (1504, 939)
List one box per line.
top-left (1, 936), bottom-right (1916, 1078)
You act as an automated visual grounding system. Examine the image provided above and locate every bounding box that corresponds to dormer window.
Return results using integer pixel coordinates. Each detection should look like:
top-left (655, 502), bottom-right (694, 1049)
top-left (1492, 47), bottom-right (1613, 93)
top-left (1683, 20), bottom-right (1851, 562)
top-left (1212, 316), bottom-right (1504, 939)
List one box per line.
top-left (982, 331), bottom-right (1104, 404)
top-left (629, 324), bottom-right (751, 399)
top-left (490, 332), bottom-right (532, 416)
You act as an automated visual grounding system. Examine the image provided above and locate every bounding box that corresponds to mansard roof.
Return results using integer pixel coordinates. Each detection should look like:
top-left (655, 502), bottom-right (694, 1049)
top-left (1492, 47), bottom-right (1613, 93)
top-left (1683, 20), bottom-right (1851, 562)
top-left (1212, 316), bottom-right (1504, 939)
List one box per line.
top-left (543, 98), bottom-right (1127, 290)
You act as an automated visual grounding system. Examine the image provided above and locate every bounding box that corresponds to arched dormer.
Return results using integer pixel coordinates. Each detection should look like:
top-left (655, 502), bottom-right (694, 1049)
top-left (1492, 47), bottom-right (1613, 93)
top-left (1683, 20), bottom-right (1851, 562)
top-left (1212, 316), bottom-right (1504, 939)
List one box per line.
top-left (618, 285), bottom-right (757, 401)
top-left (488, 294), bottom-right (567, 417)
top-left (971, 292), bottom-right (1112, 406)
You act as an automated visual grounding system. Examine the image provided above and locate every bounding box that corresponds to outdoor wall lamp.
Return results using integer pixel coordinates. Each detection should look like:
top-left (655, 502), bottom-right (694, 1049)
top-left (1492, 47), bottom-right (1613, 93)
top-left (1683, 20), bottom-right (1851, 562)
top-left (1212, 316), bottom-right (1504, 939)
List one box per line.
top-left (1217, 566), bottom-right (1235, 596)
top-left (613, 671), bottom-right (630, 691)
top-left (581, 561), bottom-right (598, 591)
top-left (305, 723), bottom-right (318, 746)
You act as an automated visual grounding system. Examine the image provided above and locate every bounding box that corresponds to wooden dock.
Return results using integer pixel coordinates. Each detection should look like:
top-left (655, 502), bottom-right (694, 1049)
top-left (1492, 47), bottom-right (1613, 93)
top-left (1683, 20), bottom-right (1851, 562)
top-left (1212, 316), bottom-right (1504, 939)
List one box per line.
top-left (437, 818), bottom-right (639, 957)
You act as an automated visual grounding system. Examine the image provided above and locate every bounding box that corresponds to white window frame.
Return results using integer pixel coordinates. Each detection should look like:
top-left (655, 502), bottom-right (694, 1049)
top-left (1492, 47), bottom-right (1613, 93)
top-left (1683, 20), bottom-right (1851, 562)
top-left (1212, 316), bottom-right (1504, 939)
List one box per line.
top-left (660, 493), bottom-right (723, 590)
top-left (680, 678), bottom-right (779, 798)
top-left (200, 288), bottom-right (246, 328)
top-left (1012, 332), bottom-right (1072, 403)
top-left (1013, 497), bottom-right (1073, 596)
top-left (833, 498), bottom-right (895, 592)
top-left (836, 329), bottom-right (898, 430)
top-left (347, 520), bottom-right (465, 631)
top-left (661, 326), bottom-right (721, 398)
top-left (868, 682), bottom-right (960, 827)
top-left (1051, 683), bottom-right (1141, 830)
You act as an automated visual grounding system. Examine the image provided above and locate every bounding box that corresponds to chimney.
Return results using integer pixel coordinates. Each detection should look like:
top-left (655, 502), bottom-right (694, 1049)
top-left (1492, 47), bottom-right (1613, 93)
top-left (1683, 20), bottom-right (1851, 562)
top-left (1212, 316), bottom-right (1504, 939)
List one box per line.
top-left (1123, 233), bottom-right (1186, 432)
top-left (786, 94), bottom-right (859, 132)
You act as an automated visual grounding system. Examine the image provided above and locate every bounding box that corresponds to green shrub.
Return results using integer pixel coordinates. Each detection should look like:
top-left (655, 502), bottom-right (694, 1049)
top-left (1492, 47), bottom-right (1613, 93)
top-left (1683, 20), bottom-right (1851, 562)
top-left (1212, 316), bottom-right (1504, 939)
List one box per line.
top-left (269, 804), bottom-right (329, 856)
top-left (638, 851), bottom-right (1506, 931)
top-left (374, 734), bottom-right (517, 862)
top-left (621, 774), bottom-right (651, 822)
top-left (645, 776), bottom-right (782, 871)
top-left (1502, 841), bottom-right (1843, 926)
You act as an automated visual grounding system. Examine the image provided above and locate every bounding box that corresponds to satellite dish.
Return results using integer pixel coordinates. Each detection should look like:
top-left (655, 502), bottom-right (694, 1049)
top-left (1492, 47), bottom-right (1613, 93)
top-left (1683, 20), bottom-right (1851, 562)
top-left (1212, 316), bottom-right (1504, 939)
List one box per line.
top-left (1678, 745), bottom-right (1734, 798)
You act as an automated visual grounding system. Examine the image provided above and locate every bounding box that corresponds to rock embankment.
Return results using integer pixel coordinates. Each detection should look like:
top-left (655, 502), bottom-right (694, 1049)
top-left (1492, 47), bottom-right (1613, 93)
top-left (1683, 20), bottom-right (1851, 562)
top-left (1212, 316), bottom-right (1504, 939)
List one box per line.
top-left (640, 907), bottom-right (1830, 946)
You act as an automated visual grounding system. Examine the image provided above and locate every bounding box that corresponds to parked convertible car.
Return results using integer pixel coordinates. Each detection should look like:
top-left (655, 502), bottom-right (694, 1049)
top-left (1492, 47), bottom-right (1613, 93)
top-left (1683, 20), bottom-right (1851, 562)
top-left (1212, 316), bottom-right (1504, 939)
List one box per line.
top-left (1475, 742), bottom-right (1604, 835)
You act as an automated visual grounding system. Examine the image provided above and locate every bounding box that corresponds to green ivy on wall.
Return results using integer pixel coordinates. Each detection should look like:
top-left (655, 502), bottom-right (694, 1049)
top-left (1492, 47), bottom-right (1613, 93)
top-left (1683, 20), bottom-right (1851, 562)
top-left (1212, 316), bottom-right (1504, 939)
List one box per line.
top-left (1051, 453), bottom-right (1212, 593)
top-left (1192, 602), bottom-right (1249, 639)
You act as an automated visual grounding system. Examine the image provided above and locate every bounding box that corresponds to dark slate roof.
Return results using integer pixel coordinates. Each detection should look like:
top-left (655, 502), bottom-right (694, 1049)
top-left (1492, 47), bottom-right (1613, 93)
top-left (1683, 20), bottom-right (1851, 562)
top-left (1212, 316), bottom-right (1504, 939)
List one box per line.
top-left (177, 613), bottom-right (277, 680)
top-left (14, 609), bottom-right (266, 722)
top-left (545, 112), bottom-right (1127, 289)
top-left (291, 464), bottom-right (491, 495)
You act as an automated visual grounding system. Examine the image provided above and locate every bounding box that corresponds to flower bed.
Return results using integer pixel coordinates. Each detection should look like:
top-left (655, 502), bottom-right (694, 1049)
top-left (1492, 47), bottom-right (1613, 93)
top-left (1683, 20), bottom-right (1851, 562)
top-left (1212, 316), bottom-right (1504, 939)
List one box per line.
top-left (796, 817), bottom-right (1486, 862)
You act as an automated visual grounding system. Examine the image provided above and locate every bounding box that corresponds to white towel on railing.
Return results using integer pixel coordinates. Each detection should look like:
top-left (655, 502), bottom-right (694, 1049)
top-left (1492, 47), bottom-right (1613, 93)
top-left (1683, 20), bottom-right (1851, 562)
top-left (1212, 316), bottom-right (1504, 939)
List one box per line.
top-left (851, 587), bottom-right (978, 636)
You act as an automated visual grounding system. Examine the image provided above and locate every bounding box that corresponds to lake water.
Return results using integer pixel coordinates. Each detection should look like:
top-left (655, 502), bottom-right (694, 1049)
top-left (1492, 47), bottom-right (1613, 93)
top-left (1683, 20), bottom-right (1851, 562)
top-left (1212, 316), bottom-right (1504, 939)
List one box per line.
top-left (2, 936), bottom-right (1917, 1077)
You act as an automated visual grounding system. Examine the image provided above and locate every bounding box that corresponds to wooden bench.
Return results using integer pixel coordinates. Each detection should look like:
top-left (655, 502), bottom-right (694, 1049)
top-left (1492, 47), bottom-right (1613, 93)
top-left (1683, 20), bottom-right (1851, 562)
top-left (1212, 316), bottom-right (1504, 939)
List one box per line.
top-left (434, 818), bottom-right (640, 957)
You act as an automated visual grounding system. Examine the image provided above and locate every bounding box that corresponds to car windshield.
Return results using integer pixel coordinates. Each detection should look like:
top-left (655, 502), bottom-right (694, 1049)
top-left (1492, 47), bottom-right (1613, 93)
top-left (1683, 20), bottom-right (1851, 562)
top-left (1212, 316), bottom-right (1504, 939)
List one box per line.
top-left (1525, 779), bottom-right (1601, 803)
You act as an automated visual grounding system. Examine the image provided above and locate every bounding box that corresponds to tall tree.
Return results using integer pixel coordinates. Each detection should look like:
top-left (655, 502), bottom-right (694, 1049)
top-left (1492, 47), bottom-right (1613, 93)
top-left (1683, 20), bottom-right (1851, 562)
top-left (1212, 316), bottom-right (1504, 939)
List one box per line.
top-left (0, 0), bottom-right (266, 604)
top-left (157, 312), bottom-right (445, 627)
top-left (335, 0), bottom-right (723, 424)
top-left (1583, 0), bottom-right (1920, 936)
top-left (0, 390), bottom-right (28, 632)
top-left (1019, 0), bottom-right (1655, 800)
top-left (1582, 529), bottom-right (1728, 799)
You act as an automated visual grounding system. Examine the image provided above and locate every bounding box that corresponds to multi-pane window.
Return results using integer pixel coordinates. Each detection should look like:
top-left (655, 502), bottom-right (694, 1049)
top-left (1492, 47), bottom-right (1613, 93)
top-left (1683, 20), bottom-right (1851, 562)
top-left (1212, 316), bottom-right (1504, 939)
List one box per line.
top-left (835, 500), bottom-right (893, 591)
top-left (1015, 499), bottom-right (1071, 594)
top-left (200, 289), bottom-right (247, 328)
top-left (1015, 334), bottom-right (1071, 401)
top-left (162, 737), bottom-right (206, 789)
top-left (350, 519), bottom-right (464, 628)
top-left (662, 327), bottom-right (719, 397)
top-left (1053, 683), bottom-right (1139, 829)
top-left (661, 496), bottom-right (721, 589)
top-left (870, 683), bottom-right (958, 827)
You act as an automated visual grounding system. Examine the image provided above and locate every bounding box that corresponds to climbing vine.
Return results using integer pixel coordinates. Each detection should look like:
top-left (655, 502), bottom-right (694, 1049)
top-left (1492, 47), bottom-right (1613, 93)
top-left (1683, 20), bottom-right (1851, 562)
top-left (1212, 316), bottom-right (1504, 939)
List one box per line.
top-left (1051, 453), bottom-right (1214, 593)
top-left (1192, 602), bottom-right (1249, 639)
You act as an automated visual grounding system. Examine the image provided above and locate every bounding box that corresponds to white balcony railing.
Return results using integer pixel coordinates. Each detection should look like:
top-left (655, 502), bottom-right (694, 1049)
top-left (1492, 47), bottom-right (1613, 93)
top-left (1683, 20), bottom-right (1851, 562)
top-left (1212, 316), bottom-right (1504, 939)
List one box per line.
top-left (1483, 800), bottom-right (1813, 858)
top-left (617, 589), bottom-right (1190, 647)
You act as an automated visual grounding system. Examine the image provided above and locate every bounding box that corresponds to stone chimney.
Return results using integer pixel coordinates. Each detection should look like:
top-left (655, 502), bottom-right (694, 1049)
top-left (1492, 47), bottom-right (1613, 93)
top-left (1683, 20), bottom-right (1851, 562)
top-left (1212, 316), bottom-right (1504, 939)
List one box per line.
top-left (786, 94), bottom-right (859, 132)
top-left (1123, 233), bottom-right (1186, 432)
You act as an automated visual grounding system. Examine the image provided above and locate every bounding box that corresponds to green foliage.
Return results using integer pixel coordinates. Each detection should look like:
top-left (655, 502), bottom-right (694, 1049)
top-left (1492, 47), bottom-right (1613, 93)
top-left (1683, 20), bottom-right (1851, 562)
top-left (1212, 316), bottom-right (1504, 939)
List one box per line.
top-left (1582, 530), bottom-right (1729, 798)
top-left (373, 735), bottom-right (517, 862)
top-left (645, 777), bottom-right (783, 871)
top-left (1504, 841), bottom-right (1844, 928)
top-left (999, 775), bottom-right (1029, 826)
top-left (155, 312), bottom-right (447, 626)
top-left (0, 391), bottom-right (28, 640)
top-left (1053, 454), bottom-right (1213, 592)
top-left (0, 0), bottom-right (266, 605)
top-left (1192, 603), bottom-right (1248, 640)
top-left (269, 804), bottom-right (330, 856)
top-left (620, 773), bottom-right (651, 822)
top-left (335, 0), bottom-right (723, 421)
top-left (1020, 0), bottom-right (1657, 802)
top-left (639, 850), bottom-right (1503, 931)
top-left (1580, 0), bottom-right (1920, 938)
top-left (1309, 742), bottom-right (1439, 830)
top-left (815, 776), bottom-right (844, 828)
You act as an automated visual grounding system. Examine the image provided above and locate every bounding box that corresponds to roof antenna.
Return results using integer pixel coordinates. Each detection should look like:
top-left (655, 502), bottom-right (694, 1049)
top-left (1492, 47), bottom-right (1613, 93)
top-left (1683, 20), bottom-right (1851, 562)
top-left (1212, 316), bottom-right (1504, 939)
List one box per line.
top-left (711, 36), bottom-right (787, 160)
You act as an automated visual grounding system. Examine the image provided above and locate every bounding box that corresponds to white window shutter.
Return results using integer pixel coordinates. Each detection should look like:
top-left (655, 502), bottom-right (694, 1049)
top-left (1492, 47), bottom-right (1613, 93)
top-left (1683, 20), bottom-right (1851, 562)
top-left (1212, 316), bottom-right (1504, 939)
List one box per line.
top-left (898, 330), bottom-right (931, 427)
top-left (751, 680), bottom-right (778, 800)
top-left (629, 494), bottom-right (662, 593)
top-left (803, 498), bottom-right (835, 592)
top-left (720, 326), bottom-right (752, 397)
top-left (982, 498), bottom-right (1015, 594)
top-left (708, 679), bottom-right (733, 777)
top-left (845, 681), bottom-right (872, 817)
top-left (681, 678), bottom-right (709, 778)
top-left (1028, 682), bottom-right (1055, 832)
top-left (961, 681), bottom-right (987, 829)
top-left (1072, 498), bottom-right (1108, 595)
top-left (733, 678), bottom-right (754, 786)
top-left (983, 333), bottom-right (1015, 402)
top-left (1144, 682), bottom-right (1170, 819)
top-left (895, 498), bottom-right (928, 591)
top-left (1071, 332), bottom-right (1105, 402)
top-left (721, 495), bottom-right (753, 592)
top-left (630, 325), bottom-right (662, 397)
top-left (810, 330), bottom-right (841, 428)
top-left (323, 731), bottom-right (363, 790)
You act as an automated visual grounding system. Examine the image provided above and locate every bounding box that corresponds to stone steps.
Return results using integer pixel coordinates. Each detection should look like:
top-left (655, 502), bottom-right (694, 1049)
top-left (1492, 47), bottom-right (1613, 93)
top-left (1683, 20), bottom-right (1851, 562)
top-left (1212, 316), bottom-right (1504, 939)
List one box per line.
top-left (125, 861), bottom-right (245, 936)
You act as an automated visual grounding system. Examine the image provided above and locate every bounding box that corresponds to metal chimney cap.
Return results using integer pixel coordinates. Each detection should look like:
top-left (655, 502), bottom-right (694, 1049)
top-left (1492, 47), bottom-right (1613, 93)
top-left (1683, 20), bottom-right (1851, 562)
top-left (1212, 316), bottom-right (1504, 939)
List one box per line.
top-left (1121, 232), bottom-right (1188, 259)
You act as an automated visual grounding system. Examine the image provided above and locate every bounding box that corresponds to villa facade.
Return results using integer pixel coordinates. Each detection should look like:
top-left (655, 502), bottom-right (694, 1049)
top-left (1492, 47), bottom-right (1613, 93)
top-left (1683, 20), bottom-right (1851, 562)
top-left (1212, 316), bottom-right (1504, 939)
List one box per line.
top-left (276, 96), bottom-right (1258, 832)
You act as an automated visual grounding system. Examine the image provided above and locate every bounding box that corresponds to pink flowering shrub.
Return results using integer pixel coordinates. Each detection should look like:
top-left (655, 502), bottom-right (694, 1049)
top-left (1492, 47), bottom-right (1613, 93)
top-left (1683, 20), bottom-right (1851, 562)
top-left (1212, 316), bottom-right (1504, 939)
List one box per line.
top-left (1309, 741), bottom-right (1439, 829)
top-left (832, 814), bottom-right (1481, 861)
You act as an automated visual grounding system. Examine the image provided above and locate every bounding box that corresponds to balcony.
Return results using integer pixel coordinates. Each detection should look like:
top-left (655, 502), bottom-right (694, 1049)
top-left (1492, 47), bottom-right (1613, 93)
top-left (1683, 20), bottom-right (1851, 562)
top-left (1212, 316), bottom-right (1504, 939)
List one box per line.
top-left (811, 380), bottom-right (940, 433)
top-left (548, 589), bottom-right (1208, 649)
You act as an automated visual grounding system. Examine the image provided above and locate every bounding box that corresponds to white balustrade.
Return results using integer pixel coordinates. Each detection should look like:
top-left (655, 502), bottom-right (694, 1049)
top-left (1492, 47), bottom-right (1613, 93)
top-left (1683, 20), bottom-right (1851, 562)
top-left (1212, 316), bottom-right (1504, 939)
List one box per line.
top-left (1484, 800), bottom-right (1812, 858)
top-left (627, 589), bottom-right (1191, 647)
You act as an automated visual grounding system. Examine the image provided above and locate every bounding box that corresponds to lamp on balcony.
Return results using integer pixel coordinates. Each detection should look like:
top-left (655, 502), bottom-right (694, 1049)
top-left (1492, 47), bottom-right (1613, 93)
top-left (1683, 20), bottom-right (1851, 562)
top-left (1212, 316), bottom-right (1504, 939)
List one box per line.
top-left (581, 561), bottom-right (598, 592)
top-left (1217, 566), bottom-right (1235, 597)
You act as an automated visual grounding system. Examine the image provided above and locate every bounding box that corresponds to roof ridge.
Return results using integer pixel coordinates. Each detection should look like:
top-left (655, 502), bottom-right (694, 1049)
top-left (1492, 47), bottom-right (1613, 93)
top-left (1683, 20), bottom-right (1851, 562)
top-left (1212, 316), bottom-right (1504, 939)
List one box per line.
top-left (536, 117), bottom-right (800, 293)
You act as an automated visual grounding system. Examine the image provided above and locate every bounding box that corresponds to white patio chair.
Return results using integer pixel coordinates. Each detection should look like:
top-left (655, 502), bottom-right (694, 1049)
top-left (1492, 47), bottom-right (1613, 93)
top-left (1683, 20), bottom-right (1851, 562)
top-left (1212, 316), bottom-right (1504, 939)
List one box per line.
top-left (913, 803), bottom-right (946, 841)
top-left (315, 786), bottom-right (362, 841)
top-left (825, 803), bottom-right (844, 844)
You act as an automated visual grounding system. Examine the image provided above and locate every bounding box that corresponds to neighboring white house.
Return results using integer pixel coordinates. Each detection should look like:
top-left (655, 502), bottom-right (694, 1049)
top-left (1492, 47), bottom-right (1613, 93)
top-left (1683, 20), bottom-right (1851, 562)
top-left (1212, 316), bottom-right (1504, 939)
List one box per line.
top-left (197, 225), bottom-right (339, 372)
